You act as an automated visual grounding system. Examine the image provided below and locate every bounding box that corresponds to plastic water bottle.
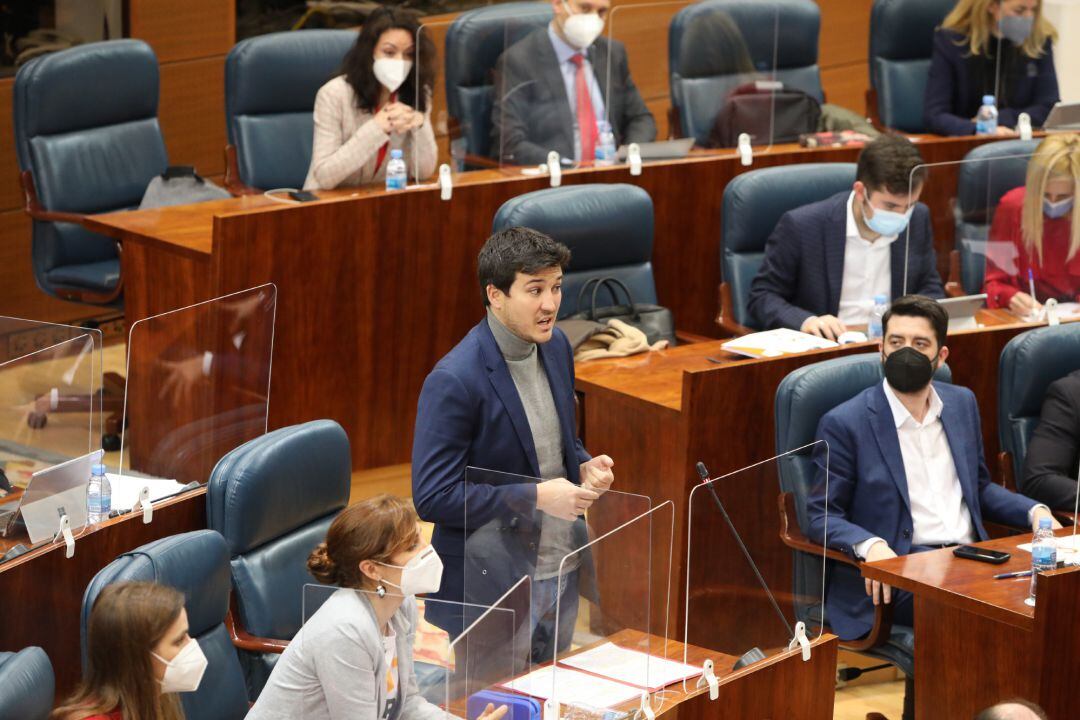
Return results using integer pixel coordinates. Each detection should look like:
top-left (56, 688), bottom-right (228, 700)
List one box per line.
top-left (385, 148), bottom-right (407, 191)
top-left (1028, 517), bottom-right (1057, 605)
top-left (594, 121), bottom-right (617, 167)
top-left (87, 463), bottom-right (111, 524)
top-left (868, 294), bottom-right (888, 340)
top-left (975, 95), bottom-right (998, 135)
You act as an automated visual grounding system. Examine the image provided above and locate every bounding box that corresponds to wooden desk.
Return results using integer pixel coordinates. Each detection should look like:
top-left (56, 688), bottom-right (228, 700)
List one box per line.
top-left (574, 310), bottom-right (1054, 650)
top-left (862, 531), bottom-right (1080, 720)
top-left (0, 489), bottom-right (206, 696)
top-left (86, 136), bottom-right (996, 470)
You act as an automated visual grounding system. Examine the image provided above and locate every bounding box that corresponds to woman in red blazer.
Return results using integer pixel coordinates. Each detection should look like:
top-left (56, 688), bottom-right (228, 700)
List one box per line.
top-left (985, 134), bottom-right (1080, 315)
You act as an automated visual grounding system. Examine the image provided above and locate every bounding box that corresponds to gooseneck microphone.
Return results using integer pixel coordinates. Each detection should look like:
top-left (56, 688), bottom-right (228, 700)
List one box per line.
top-left (695, 461), bottom-right (794, 639)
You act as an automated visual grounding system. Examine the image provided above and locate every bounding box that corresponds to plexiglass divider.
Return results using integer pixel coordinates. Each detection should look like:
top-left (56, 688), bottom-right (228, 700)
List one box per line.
top-left (683, 442), bottom-right (829, 691)
top-left (612, 1), bottom-right (778, 155)
top-left (0, 318), bottom-right (104, 553)
top-left (463, 467), bottom-right (678, 719)
top-left (414, 21), bottom-right (455, 183)
top-left (119, 284), bottom-right (276, 488)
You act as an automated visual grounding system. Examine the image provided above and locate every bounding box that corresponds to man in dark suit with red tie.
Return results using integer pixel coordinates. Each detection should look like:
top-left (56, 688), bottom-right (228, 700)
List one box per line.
top-left (490, 0), bottom-right (656, 166)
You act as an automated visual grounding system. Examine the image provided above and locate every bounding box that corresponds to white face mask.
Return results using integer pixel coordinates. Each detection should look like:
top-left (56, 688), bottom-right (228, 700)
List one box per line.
top-left (560, 0), bottom-right (604, 50)
top-left (373, 57), bottom-right (412, 93)
top-left (378, 546), bottom-right (443, 596)
top-left (152, 638), bottom-right (208, 694)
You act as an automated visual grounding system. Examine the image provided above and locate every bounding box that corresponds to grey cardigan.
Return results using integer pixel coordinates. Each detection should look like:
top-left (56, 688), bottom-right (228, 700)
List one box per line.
top-left (248, 588), bottom-right (446, 720)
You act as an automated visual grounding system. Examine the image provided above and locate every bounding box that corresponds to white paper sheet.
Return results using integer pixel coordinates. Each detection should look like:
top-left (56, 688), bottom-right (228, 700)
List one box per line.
top-left (500, 665), bottom-right (643, 708)
top-left (558, 642), bottom-right (701, 691)
top-left (722, 328), bottom-right (839, 359)
top-left (1016, 533), bottom-right (1080, 564)
top-left (108, 473), bottom-right (187, 512)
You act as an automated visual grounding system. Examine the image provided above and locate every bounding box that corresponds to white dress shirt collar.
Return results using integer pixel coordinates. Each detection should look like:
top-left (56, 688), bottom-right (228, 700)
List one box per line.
top-left (838, 192), bottom-right (896, 326)
top-left (882, 378), bottom-right (943, 429)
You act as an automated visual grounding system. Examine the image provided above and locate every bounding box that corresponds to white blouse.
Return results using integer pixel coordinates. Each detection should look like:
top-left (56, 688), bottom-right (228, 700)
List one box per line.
top-left (304, 75), bottom-right (438, 190)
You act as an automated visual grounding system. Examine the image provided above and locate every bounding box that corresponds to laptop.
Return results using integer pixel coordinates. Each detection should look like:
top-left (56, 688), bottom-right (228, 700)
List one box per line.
top-left (1043, 101), bottom-right (1080, 131)
top-left (940, 294), bottom-right (988, 332)
top-left (616, 138), bottom-right (694, 162)
top-left (1, 450), bottom-right (102, 543)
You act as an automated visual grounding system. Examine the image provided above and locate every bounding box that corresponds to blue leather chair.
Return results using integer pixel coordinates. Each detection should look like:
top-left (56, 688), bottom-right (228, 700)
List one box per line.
top-left (869, 0), bottom-right (954, 132)
top-left (491, 184), bottom-right (657, 318)
top-left (13, 39), bottom-right (168, 305)
top-left (998, 324), bottom-right (1080, 486)
top-left (207, 419), bottom-right (351, 699)
top-left (0, 647), bottom-right (53, 720)
top-left (82, 530), bottom-right (249, 720)
top-left (775, 353), bottom-right (951, 704)
top-left (445, 2), bottom-right (553, 163)
top-left (718, 162), bottom-right (856, 334)
top-left (951, 139), bottom-right (1038, 295)
top-left (669, 0), bottom-right (824, 144)
top-left (225, 29), bottom-right (357, 192)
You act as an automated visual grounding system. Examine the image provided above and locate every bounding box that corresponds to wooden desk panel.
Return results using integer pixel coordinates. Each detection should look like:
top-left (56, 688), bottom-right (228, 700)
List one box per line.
top-left (862, 531), bottom-right (1080, 720)
top-left (0, 489), bottom-right (207, 696)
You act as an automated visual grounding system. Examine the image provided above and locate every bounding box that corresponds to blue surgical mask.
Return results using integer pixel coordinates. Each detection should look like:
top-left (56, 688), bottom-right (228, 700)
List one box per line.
top-left (999, 15), bottom-right (1034, 46)
top-left (863, 197), bottom-right (913, 237)
top-left (1044, 196), bottom-right (1074, 219)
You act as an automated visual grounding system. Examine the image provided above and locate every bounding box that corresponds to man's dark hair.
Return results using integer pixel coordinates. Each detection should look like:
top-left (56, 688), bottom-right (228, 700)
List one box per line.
top-left (882, 294), bottom-right (948, 349)
top-left (477, 227), bottom-right (571, 306)
top-left (856, 133), bottom-right (927, 195)
top-left (974, 699), bottom-right (1048, 720)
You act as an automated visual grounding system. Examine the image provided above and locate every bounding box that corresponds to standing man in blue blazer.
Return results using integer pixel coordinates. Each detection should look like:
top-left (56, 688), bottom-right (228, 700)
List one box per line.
top-left (412, 226), bottom-right (614, 663)
top-left (806, 295), bottom-right (1057, 643)
top-left (747, 135), bottom-right (944, 338)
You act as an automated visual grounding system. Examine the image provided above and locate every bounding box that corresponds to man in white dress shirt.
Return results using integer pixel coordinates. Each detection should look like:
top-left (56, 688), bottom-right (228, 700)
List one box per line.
top-left (806, 295), bottom-right (1057, 642)
top-left (747, 135), bottom-right (945, 337)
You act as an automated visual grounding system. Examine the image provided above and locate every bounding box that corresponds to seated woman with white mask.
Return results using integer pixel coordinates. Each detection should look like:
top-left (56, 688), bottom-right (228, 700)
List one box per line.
top-left (249, 494), bottom-right (508, 720)
top-left (303, 7), bottom-right (438, 190)
top-left (52, 581), bottom-right (206, 720)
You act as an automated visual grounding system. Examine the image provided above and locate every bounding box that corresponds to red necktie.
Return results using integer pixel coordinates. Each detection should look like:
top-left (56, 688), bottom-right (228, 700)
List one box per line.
top-left (570, 54), bottom-right (597, 163)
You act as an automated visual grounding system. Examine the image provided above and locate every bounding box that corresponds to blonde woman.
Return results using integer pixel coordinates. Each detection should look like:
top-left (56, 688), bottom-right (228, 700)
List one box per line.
top-left (985, 134), bottom-right (1080, 314)
top-left (924, 0), bottom-right (1059, 136)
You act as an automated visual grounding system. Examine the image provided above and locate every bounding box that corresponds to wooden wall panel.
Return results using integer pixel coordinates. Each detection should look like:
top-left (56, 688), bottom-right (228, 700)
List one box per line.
top-left (158, 56), bottom-right (227, 178)
top-left (127, 0), bottom-right (234, 62)
top-left (0, 79), bottom-right (20, 213)
top-left (821, 61), bottom-right (870, 118)
top-left (0, 210), bottom-right (100, 323)
top-left (818, 0), bottom-right (873, 117)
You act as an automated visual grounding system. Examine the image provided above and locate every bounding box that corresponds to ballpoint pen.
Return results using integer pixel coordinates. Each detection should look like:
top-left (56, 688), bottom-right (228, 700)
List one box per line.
top-left (1028, 268), bottom-right (1038, 304)
top-left (994, 569), bottom-right (1032, 580)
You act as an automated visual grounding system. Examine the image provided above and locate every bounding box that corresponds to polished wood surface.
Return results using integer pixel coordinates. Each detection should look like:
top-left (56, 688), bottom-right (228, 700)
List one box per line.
top-left (127, 0), bottom-right (235, 63)
top-left (158, 56), bottom-right (228, 179)
top-left (0, 489), bottom-right (207, 696)
top-left (818, 0), bottom-right (872, 114)
top-left (862, 530), bottom-right (1080, 720)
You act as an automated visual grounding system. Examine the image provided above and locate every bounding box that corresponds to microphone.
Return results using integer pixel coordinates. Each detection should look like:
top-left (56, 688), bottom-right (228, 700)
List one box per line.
top-left (695, 461), bottom-right (794, 642)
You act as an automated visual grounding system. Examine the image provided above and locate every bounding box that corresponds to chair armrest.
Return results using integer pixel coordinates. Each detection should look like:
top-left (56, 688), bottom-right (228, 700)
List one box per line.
top-left (225, 607), bottom-right (289, 654)
top-left (945, 249), bottom-right (965, 298)
top-left (997, 450), bottom-right (1016, 490)
top-left (20, 170), bottom-right (87, 225)
top-left (715, 282), bottom-right (753, 337)
top-left (777, 492), bottom-right (851, 564)
top-left (777, 492), bottom-right (895, 651)
top-left (224, 145), bottom-right (260, 196)
top-left (864, 87), bottom-right (882, 130)
top-left (667, 105), bottom-right (682, 140)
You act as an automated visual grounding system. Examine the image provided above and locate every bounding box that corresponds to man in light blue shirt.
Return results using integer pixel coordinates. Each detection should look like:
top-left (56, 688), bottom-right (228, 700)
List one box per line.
top-left (490, 0), bottom-right (656, 165)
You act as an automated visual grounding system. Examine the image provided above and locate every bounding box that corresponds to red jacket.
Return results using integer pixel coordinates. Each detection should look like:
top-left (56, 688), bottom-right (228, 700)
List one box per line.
top-left (985, 186), bottom-right (1080, 308)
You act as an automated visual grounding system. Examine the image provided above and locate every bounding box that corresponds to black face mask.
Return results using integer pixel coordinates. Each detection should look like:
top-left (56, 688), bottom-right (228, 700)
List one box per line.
top-left (883, 346), bottom-right (937, 393)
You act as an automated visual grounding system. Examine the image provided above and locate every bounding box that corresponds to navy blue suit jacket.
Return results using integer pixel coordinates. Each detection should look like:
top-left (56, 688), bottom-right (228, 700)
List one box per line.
top-left (806, 381), bottom-right (1038, 639)
top-left (923, 29), bottom-right (1059, 136)
top-left (412, 319), bottom-right (591, 629)
top-left (746, 191), bottom-right (944, 331)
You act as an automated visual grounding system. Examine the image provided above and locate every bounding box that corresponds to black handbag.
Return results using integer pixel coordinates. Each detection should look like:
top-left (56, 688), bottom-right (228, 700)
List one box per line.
top-left (706, 81), bottom-right (822, 148)
top-left (566, 277), bottom-right (676, 346)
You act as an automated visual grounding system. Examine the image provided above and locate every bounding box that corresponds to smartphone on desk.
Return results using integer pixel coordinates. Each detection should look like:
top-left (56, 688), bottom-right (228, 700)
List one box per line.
top-left (953, 545), bottom-right (1011, 564)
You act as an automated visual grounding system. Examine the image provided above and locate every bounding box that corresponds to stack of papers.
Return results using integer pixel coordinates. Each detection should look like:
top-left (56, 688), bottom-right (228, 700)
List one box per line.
top-left (722, 328), bottom-right (839, 359)
top-left (499, 643), bottom-right (702, 709)
top-left (107, 473), bottom-right (188, 512)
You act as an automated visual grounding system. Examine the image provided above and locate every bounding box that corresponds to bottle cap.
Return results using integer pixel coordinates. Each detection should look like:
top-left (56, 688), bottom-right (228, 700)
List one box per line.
top-left (1039, 517), bottom-right (1052, 529)
top-left (983, 95), bottom-right (996, 106)
top-left (874, 294), bottom-right (888, 304)
top-left (390, 149), bottom-right (403, 159)
top-left (91, 463), bottom-right (107, 476)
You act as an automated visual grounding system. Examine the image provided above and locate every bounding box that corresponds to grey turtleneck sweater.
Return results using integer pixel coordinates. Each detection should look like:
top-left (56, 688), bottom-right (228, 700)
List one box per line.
top-left (486, 310), bottom-right (580, 579)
